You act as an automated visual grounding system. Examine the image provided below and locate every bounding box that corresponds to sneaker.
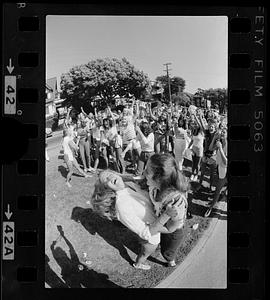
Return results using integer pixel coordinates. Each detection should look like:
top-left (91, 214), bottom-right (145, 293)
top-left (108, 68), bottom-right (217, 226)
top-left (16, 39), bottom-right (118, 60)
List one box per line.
top-left (187, 211), bottom-right (193, 219)
top-left (193, 175), bottom-right (198, 181)
top-left (204, 207), bottom-right (212, 217)
top-left (133, 263), bottom-right (151, 270)
top-left (190, 174), bottom-right (194, 181)
top-left (202, 181), bottom-right (210, 188)
top-left (133, 175), bottom-right (144, 180)
top-left (211, 186), bottom-right (216, 192)
top-left (167, 260), bottom-right (176, 267)
top-left (87, 167), bottom-right (96, 173)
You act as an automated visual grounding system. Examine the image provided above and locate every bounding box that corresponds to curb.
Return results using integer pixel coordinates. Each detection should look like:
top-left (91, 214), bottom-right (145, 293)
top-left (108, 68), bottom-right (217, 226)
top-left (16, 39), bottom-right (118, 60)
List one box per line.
top-left (155, 200), bottom-right (227, 288)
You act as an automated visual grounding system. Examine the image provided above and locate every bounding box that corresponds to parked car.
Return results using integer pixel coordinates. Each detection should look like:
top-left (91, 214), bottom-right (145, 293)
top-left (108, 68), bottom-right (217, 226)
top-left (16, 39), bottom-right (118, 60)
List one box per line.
top-left (46, 112), bottom-right (59, 132)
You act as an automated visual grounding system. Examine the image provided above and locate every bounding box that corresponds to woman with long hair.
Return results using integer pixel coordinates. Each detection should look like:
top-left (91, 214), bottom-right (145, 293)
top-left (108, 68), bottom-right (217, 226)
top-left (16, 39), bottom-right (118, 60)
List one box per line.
top-left (188, 111), bottom-right (205, 181)
top-left (173, 117), bottom-right (188, 171)
top-left (76, 120), bottom-right (93, 173)
top-left (62, 128), bottom-right (91, 187)
top-left (134, 121), bottom-right (155, 176)
top-left (144, 153), bottom-right (190, 267)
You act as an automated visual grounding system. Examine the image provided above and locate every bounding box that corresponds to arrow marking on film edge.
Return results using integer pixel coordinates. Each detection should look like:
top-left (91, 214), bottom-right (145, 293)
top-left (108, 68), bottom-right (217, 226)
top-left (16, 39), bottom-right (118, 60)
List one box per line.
top-left (5, 204), bottom-right (13, 220)
top-left (6, 58), bottom-right (14, 74)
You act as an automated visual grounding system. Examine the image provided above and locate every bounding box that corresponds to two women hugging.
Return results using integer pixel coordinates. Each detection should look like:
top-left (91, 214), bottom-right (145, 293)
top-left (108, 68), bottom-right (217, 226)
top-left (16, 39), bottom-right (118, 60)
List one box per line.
top-left (91, 153), bottom-right (190, 270)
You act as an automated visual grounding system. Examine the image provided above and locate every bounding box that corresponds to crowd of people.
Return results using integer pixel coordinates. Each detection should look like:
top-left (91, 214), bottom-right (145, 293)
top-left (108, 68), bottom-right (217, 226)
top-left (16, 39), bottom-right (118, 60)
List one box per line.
top-left (57, 98), bottom-right (227, 270)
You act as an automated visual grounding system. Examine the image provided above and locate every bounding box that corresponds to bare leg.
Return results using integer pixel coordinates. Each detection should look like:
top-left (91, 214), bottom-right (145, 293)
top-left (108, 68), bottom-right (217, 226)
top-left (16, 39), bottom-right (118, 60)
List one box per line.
top-left (66, 160), bottom-right (73, 187)
top-left (134, 242), bottom-right (158, 270)
top-left (72, 158), bottom-right (88, 177)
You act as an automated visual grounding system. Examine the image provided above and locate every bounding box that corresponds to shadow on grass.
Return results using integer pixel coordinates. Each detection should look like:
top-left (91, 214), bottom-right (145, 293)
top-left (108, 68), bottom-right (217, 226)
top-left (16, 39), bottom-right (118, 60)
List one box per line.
top-left (45, 254), bottom-right (69, 288)
top-left (58, 165), bottom-right (84, 179)
top-left (71, 207), bottom-right (166, 266)
top-left (48, 226), bottom-right (121, 288)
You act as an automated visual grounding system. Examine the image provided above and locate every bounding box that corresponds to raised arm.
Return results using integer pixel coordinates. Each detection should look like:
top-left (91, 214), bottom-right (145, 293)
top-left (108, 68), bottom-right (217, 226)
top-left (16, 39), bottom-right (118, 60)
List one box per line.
top-left (80, 106), bottom-right (88, 117)
top-left (148, 104), bottom-right (158, 121)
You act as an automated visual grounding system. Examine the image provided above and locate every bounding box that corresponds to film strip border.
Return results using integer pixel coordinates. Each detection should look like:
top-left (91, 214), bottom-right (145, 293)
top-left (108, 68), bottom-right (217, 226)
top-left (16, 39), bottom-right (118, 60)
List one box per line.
top-left (1, 4), bottom-right (265, 298)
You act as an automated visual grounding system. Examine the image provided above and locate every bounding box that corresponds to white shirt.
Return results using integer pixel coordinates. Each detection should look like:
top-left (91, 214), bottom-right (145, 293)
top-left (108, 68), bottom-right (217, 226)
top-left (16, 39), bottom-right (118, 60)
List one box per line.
top-left (92, 125), bottom-right (102, 140)
top-left (192, 132), bottom-right (204, 149)
top-left (174, 127), bottom-right (187, 140)
top-left (121, 123), bottom-right (136, 144)
top-left (62, 136), bottom-right (74, 161)
top-left (104, 126), bottom-right (117, 141)
top-left (115, 182), bottom-right (160, 245)
top-left (137, 132), bottom-right (154, 152)
top-left (216, 145), bottom-right (227, 179)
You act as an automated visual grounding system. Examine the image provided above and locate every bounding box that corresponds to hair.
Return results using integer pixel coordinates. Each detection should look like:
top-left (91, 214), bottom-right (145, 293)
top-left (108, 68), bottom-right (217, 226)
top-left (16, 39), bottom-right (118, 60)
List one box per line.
top-left (155, 186), bottom-right (187, 214)
top-left (178, 117), bottom-right (187, 129)
top-left (103, 118), bottom-right (112, 128)
top-left (148, 153), bottom-right (190, 194)
top-left (192, 125), bottom-right (201, 136)
top-left (91, 180), bottom-right (117, 221)
top-left (140, 121), bottom-right (152, 137)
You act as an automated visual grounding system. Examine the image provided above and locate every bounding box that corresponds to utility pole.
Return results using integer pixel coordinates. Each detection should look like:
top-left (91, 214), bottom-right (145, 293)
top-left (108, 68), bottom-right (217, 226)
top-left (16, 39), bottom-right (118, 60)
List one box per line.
top-left (163, 63), bottom-right (172, 107)
top-left (163, 63), bottom-right (172, 153)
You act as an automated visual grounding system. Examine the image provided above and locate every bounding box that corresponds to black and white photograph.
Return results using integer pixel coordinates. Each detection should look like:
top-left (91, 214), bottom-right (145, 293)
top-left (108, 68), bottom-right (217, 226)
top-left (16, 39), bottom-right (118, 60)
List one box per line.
top-left (45, 15), bottom-right (228, 288)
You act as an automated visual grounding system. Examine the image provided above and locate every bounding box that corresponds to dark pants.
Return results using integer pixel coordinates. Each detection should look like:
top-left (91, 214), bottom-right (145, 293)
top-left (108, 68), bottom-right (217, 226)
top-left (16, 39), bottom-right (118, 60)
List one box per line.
top-left (115, 147), bottom-right (125, 174)
top-left (79, 139), bottom-right (91, 169)
top-left (160, 228), bottom-right (184, 262)
top-left (154, 134), bottom-right (166, 153)
top-left (199, 157), bottom-right (217, 187)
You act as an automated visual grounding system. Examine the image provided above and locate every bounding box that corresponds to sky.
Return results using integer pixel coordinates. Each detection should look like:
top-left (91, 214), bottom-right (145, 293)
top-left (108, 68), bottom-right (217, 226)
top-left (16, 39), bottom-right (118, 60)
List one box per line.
top-left (46, 16), bottom-right (228, 94)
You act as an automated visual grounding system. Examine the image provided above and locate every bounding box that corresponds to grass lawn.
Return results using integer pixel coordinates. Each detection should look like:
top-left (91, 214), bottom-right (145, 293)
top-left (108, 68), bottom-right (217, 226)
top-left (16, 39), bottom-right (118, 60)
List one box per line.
top-left (45, 149), bottom-right (224, 288)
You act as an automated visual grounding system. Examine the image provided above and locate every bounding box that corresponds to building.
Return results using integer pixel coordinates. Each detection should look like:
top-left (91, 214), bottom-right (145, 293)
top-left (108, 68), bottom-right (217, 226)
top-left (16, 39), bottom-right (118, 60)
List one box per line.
top-left (46, 77), bottom-right (59, 130)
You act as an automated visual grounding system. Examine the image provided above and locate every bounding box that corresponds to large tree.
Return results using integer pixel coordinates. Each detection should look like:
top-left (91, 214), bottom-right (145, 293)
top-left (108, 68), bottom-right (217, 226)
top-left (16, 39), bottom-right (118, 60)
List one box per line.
top-left (155, 75), bottom-right (186, 103)
top-left (60, 57), bottom-right (151, 111)
top-left (171, 92), bottom-right (193, 107)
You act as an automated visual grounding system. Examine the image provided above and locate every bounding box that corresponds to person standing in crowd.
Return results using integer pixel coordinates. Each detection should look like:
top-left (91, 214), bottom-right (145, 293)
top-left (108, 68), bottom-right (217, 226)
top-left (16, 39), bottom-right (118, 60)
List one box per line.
top-left (135, 121), bottom-right (155, 176)
top-left (188, 110), bottom-right (205, 181)
top-left (76, 120), bottom-right (93, 173)
top-left (91, 107), bottom-right (104, 172)
top-left (173, 117), bottom-right (188, 171)
top-left (120, 106), bottom-right (141, 170)
top-left (197, 119), bottom-right (218, 191)
top-left (149, 107), bottom-right (169, 154)
top-left (204, 124), bottom-right (227, 217)
top-left (62, 128), bottom-right (91, 187)
top-left (144, 153), bottom-right (190, 267)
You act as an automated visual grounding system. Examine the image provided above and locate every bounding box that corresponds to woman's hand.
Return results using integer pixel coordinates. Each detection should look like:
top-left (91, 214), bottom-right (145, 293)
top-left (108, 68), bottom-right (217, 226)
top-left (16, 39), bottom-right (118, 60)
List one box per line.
top-left (165, 204), bottom-right (179, 218)
top-left (216, 140), bottom-right (222, 149)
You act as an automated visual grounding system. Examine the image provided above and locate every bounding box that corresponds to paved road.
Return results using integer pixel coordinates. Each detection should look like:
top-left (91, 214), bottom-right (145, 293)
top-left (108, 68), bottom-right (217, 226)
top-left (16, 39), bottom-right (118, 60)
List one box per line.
top-left (156, 204), bottom-right (227, 288)
top-left (46, 131), bottom-right (63, 151)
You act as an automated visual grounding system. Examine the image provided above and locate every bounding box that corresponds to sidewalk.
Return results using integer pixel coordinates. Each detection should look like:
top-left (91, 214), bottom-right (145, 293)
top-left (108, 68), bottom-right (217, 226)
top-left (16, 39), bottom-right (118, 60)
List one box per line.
top-left (155, 201), bottom-right (227, 288)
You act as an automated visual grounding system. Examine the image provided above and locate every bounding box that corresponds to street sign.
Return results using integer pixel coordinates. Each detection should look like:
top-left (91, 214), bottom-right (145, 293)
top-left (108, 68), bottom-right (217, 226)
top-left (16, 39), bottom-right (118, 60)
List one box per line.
top-left (4, 75), bottom-right (16, 114)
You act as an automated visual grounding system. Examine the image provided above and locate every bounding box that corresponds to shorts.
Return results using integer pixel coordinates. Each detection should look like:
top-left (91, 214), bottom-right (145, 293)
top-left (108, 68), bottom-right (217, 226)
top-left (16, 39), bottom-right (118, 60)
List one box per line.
top-left (202, 155), bottom-right (216, 165)
top-left (93, 140), bottom-right (101, 160)
top-left (192, 145), bottom-right (203, 157)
